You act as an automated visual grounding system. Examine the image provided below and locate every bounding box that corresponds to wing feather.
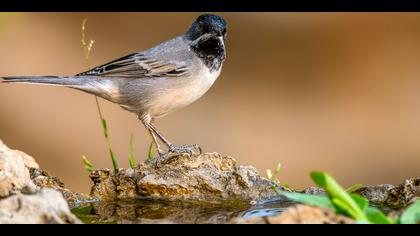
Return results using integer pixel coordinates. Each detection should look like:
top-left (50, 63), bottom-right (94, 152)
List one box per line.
top-left (76, 53), bottom-right (190, 78)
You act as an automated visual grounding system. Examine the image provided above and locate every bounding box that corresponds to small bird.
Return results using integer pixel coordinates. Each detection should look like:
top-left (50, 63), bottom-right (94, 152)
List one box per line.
top-left (1, 14), bottom-right (227, 161)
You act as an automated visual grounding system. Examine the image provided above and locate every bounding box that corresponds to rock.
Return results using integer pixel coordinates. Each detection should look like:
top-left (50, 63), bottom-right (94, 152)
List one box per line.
top-left (354, 184), bottom-right (394, 205)
top-left (301, 186), bottom-right (326, 195)
top-left (355, 177), bottom-right (420, 209)
top-left (0, 139), bottom-right (88, 204)
top-left (0, 139), bottom-right (83, 223)
top-left (271, 205), bottom-right (354, 224)
top-left (0, 188), bottom-right (81, 224)
top-left (0, 139), bottom-right (39, 169)
top-left (29, 168), bottom-right (92, 205)
top-left (231, 204), bottom-right (354, 224)
top-left (90, 152), bottom-right (282, 203)
top-left (0, 140), bottom-right (37, 198)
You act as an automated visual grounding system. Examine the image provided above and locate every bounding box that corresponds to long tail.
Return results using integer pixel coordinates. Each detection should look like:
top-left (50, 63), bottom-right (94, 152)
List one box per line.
top-left (1, 76), bottom-right (85, 86)
top-left (1, 76), bottom-right (120, 101)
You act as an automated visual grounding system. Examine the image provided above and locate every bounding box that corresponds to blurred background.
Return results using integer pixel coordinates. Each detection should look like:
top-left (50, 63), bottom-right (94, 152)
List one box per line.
top-left (1, 13), bottom-right (420, 193)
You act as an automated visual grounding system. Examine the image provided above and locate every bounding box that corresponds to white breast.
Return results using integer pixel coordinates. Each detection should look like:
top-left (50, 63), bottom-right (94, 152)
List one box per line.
top-left (148, 66), bottom-right (221, 118)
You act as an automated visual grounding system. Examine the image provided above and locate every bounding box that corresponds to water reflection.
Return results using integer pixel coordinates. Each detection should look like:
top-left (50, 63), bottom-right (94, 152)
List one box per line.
top-left (71, 199), bottom-right (295, 224)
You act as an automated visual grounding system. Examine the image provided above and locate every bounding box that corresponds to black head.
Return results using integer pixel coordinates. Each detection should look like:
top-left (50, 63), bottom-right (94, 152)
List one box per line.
top-left (185, 14), bottom-right (227, 72)
top-left (185, 14), bottom-right (227, 42)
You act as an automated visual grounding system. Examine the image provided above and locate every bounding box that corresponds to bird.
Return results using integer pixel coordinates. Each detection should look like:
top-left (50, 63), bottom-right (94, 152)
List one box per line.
top-left (1, 14), bottom-right (227, 162)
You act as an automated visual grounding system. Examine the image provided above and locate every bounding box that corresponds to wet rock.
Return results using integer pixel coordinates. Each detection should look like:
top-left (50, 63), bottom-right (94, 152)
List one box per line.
top-left (0, 140), bottom-right (37, 198)
top-left (29, 168), bottom-right (92, 205)
top-left (90, 152), bottom-right (282, 203)
top-left (231, 204), bottom-right (354, 224)
top-left (355, 177), bottom-right (420, 209)
top-left (0, 188), bottom-right (81, 224)
top-left (301, 186), bottom-right (326, 195)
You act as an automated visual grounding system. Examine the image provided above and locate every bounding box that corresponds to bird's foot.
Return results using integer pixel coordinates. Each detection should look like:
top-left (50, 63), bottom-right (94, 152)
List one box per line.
top-left (144, 148), bottom-right (165, 165)
top-left (152, 144), bottom-right (202, 168)
top-left (169, 144), bottom-right (202, 155)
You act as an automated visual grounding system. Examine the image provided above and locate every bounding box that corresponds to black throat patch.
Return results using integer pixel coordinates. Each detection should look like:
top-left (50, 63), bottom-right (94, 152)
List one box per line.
top-left (191, 37), bottom-right (226, 72)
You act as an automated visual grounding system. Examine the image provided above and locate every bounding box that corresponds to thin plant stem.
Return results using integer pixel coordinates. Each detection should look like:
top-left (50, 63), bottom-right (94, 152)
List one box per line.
top-left (81, 18), bottom-right (118, 170)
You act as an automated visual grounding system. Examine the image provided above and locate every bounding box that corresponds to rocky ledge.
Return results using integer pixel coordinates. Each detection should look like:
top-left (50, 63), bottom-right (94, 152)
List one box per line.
top-left (1, 138), bottom-right (419, 224)
top-left (90, 152), bottom-right (282, 203)
top-left (0, 139), bottom-right (81, 224)
top-left (0, 188), bottom-right (81, 224)
top-left (354, 177), bottom-right (420, 209)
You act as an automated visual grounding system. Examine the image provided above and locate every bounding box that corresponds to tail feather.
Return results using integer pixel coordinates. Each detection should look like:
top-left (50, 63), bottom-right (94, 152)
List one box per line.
top-left (1, 76), bottom-right (83, 86)
top-left (1, 76), bottom-right (120, 101)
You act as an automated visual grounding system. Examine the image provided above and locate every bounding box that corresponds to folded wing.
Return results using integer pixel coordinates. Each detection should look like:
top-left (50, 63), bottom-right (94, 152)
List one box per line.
top-left (77, 53), bottom-right (190, 78)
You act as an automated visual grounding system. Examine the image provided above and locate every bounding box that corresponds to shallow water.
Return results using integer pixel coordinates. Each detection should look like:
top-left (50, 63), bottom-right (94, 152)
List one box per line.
top-left (71, 199), bottom-right (295, 224)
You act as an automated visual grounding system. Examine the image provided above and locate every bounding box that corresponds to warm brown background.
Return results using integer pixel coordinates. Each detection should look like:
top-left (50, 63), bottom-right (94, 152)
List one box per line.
top-left (1, 13), bottom-right (420, 193)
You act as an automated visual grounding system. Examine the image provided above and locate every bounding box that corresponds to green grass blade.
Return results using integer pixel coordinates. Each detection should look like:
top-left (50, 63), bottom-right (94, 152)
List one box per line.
top-left (273, 186), bottom-right (335, 209)
top-left (310, 171), bottom-right (368, 222)
top-left (350, 193), bottom-right (369, 212)
top-left (332, 197), bottom-right (362, 220)
top-left (81, 155), bottom-right (94, 173)
top-left (345, 183), bottom-right (364, 193)
top-left (95, 97), bottom-right (119, 170)
top-left (129, 133), bottom-right (137, 169)
top-left (400, 200), bottom-right (420, 224)
top-left (109, 149), bottom-right (118, 170)
top-left (365, 207), bottom-right (395, 224)
top-left (147, 141), bottom-right (154, 160)
top-left (101, 118), bottom-right (108, 138)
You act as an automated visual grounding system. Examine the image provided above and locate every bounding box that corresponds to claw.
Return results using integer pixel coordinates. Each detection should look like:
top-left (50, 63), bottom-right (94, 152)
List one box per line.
top-left (169, 144), bottom-right (201, 155)
top-left (153, 150), bottom-right (182, 167)
top-left (152, 144), bottom-right (202, 168)
top-left (153, 152), bottom-right (170, 168)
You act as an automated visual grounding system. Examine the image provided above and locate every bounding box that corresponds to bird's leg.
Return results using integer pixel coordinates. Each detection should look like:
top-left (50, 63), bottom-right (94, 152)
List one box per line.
top-left (147, 129), bottom-right (165, 157)
top-left (146, 122), bottom-right (202, 156)
top-left (145, 122), bottom-right (173, 148)
top-left (140, 115), bottom-right (165, 158)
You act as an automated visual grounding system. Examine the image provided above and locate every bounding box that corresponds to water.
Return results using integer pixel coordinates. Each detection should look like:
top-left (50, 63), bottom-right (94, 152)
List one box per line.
top-left (71, 199), bottom-right (296, 224)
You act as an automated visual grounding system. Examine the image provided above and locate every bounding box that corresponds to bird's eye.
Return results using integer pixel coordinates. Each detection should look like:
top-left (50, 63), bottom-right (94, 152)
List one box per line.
top-left (198, 24), bottom-right (204, 31)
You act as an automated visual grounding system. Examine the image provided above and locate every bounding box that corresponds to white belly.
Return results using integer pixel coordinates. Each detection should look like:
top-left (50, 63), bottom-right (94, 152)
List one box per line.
top-left (147, 68), bottom-right (221, 118)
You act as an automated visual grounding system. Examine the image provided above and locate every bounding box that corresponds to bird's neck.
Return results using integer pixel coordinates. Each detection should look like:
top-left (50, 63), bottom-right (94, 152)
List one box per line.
top-left (190, 36), bottom-right (226, 72)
